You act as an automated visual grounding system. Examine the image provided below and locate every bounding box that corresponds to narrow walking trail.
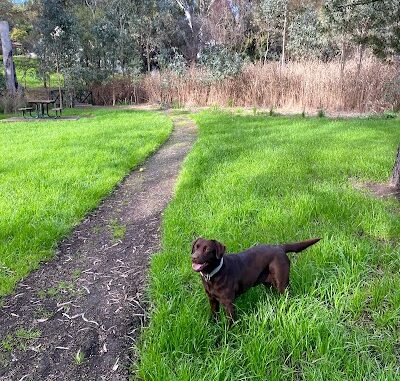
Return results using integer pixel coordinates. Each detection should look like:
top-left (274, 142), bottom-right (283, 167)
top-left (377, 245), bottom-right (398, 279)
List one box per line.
top-left (0, 115), bottom-right (197, 381)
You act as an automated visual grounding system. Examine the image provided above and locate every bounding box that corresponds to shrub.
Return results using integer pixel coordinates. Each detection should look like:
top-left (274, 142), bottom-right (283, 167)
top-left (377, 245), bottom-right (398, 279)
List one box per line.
top-left (198, 44), bottom-right (246, 80)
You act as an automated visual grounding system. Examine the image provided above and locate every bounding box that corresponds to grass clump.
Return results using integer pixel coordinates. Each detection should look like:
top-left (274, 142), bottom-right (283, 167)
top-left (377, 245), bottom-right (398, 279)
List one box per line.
top-left (74, 349), bottom-right (85, 365)
top-left (110, 219), bottom-right (127, 241)
top-left (137, 111), bottom-right (399, 380)
top-left (1, 328), bottom-right (41, 352)
top-left (0, 109), bottom-right (172, 295)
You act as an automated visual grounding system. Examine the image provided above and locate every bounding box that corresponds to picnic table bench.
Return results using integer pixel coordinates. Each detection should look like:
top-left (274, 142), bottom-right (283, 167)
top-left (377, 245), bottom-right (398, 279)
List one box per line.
top-left (27, 99), bottom-right (57, 118)
top-left (18, 107), bottom-right (34, 118)
top-left (52, 107), bottom-right (62, 118)
top-left (19, 100), bottom-right (63, 119)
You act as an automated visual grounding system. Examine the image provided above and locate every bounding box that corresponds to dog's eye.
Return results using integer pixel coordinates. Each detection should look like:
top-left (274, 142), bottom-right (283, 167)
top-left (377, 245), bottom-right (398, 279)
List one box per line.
top-left (196, 244), bottom-right (200, 249)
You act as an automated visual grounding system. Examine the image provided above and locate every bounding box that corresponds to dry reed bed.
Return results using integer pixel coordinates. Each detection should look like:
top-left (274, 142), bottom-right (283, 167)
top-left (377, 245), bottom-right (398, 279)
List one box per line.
top-left (143, 59), bottom-right (398, 112)
top-left (94, 59), bottom-right (399, 112)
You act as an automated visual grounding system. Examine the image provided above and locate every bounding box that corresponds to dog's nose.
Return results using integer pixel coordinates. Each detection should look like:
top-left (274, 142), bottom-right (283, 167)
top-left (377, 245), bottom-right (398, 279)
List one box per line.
top-left (191, 252), bottom-right (200, 261)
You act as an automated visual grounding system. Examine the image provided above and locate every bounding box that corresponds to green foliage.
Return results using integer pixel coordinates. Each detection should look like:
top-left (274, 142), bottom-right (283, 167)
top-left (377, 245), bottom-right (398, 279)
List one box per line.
top-left (323, 0), bottom-right (400, 58)
top-left (10, 0), bottom-right (398, 94)
top-left (0, 109), bottom-right (172, 296)
top-left (137, 112), bottom-right (400, 380)
top-left (383, 110), bottom-right (398, 119)
top-left (1, 328), bottom-right (41, 352)
top-left (157, 48), bottom-right (187, 76)
top-left (199, 45), bottom-right (246, 79)
top-left (10, 27), bottom-right (28, 44)
top-left (287, 7), bottom-right (329, 60)
top-left (74, 349), bottom-right (85, 365)
top-left (269, 106), bottom-right (276, 116)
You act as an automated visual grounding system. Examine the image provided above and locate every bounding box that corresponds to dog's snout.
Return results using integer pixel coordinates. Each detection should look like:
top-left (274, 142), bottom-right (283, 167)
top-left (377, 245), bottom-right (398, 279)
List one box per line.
top-left (191, 252), bottom-right (200, 261)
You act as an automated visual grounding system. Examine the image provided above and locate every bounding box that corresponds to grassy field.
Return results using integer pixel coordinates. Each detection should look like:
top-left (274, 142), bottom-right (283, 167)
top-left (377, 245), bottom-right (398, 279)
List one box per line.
top-left (0, 109), bottom-right (172, 296)
top-left (15, 56), bottom-right (59, 88)
top-left (137, 111), bottom-right (400, 380)
top-left (0, 56), bottom-right (59, 89)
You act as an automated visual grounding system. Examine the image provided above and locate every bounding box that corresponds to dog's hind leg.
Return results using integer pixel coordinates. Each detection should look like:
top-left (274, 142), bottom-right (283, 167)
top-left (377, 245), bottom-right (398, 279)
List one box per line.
top-left (269, 259), bottom-right (290, 294)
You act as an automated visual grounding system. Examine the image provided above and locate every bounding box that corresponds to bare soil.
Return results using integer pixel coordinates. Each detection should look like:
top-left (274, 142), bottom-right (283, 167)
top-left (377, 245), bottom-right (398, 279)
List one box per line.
top-left (0, 115), bottom-right (197, 381)
top-left (352, 180), bottom-right (400, 201)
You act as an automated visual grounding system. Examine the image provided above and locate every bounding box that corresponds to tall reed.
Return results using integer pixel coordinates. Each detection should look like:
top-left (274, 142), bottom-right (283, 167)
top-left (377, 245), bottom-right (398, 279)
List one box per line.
top-left (95, 58), bottom-right (400, 112)
top-left (143, 58), bottom-right (399, 112)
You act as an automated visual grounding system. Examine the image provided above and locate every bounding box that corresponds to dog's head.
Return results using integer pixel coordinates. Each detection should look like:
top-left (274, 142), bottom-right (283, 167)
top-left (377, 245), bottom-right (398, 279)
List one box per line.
top-left (191, 237), bottom-right (226, 272)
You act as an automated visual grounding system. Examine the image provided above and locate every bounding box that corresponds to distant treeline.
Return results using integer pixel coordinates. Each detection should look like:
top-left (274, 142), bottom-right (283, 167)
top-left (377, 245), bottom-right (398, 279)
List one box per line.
top-left (2, 0), bottom-right (399, 111)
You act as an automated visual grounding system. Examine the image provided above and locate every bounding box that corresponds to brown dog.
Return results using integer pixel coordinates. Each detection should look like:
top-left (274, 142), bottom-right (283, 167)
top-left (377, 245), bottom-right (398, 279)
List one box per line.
top-left (191, 237), bottom-right (320, 323)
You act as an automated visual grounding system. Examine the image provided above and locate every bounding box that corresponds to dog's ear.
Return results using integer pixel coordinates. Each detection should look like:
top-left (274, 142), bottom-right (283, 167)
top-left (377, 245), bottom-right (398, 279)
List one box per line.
top-left (191, 238), bottom-right (200, 254)
top-left (213, 240), bottom-right (226, 259)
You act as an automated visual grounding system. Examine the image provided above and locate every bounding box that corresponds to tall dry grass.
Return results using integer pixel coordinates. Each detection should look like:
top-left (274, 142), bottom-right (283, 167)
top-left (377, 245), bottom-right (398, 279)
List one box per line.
top-left (94, 58), bottom-right (399, 112)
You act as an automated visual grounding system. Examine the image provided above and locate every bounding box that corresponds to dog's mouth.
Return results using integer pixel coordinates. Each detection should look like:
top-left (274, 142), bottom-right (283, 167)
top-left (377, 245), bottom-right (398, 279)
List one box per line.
top-left (192, 262), bottom-right (208, 272)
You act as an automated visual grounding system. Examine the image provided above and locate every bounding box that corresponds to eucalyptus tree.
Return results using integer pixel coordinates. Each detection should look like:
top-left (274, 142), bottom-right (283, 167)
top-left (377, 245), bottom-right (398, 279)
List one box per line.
top-left (324, 0), bottom-right (398, 74)
top-left (172, 0), bottom-right (221, 62)
top-left (255, 0), bottom-right (289, 62)
top-left (35, 0), bottom-right (77, 89)
top-left (255, 0), bottom-right (316, 64)
top-left (0, 21), bottom-right (18, 94)
top-left (364, 0), bottom-right (400, 59)
top-left (287, 6), bottom-right (328, 60)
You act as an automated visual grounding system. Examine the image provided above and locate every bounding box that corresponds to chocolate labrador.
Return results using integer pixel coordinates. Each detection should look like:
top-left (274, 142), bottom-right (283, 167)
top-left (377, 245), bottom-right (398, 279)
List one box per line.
top-left (191, 237), bottom-right (320, 323)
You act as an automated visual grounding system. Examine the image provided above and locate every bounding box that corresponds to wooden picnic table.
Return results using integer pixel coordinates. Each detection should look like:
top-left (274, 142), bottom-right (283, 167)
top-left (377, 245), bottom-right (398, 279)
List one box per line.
top-left (27, 99), bottom-right (56, 118)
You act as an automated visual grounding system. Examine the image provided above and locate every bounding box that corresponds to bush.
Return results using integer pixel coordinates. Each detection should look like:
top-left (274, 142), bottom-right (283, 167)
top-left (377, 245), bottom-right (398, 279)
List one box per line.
top-left (383, 110), bottom-right (398, 119)
top-left (0, 92), bottom-right (25, 113)
top-left (157, 48), bottom-right (187, 76)
top-left (198, 44), bottom-right (246, 80)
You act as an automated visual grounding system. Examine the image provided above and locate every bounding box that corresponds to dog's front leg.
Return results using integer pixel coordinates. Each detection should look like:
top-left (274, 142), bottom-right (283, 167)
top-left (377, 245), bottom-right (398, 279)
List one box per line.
top-left (208, 297), bottom-right (220, 321)
top-left (221, 300), bottom-right (235, 326)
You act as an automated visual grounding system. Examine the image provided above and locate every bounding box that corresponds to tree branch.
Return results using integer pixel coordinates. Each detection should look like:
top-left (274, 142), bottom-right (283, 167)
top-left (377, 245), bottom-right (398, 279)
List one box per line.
top-left (175, 0), bottom-right (193, 31)
top-left (335, 0), bottom-right (385, 9)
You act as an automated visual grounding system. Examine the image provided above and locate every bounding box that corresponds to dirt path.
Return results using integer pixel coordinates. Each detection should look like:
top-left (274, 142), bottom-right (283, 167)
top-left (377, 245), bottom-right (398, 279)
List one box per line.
top-left (0, 115), bottom-right (197, 381)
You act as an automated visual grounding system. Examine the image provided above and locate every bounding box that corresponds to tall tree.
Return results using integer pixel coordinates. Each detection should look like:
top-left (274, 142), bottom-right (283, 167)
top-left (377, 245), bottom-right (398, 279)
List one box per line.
top-left (35, 0), bottom-right (77, 91)
top-left (390, 146), bottom-right (400, 189)
top-left (0, 20), bottom-right (18, 94)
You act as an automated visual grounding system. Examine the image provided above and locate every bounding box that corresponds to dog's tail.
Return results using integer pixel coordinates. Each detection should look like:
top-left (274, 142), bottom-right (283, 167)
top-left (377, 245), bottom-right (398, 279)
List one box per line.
top-left (282, 238), bottom-right (320, 253)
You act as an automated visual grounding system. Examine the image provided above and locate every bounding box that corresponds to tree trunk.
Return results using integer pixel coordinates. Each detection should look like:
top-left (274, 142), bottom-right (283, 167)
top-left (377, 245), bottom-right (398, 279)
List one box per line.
top-left (281, 5), bottom-right (287, 66)
top-left (56, 54), bottom-right (63, 108)
top-left (340, 40), bottom-right (347, 79)
top-left (0, 21), bottom-right (18, 94)
top-left (146, 40), bottom-right (151, 72)
top-left (390, 146), bottom-right (400, 189)
top-left (263, 32), bottom-right (270, 65)
top-left (357, 44), bottom-right (364, 77)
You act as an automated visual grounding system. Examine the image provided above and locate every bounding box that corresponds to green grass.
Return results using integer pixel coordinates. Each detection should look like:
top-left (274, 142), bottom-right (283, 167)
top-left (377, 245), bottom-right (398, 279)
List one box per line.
top-left (1, 56), bottom-right (59, 89)
top-left (0, 109), bottom-right (172, 296)
top-left (137, 111), bottom-right (400, 380)
top-left (1, 328), bottom-right (41, 352)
